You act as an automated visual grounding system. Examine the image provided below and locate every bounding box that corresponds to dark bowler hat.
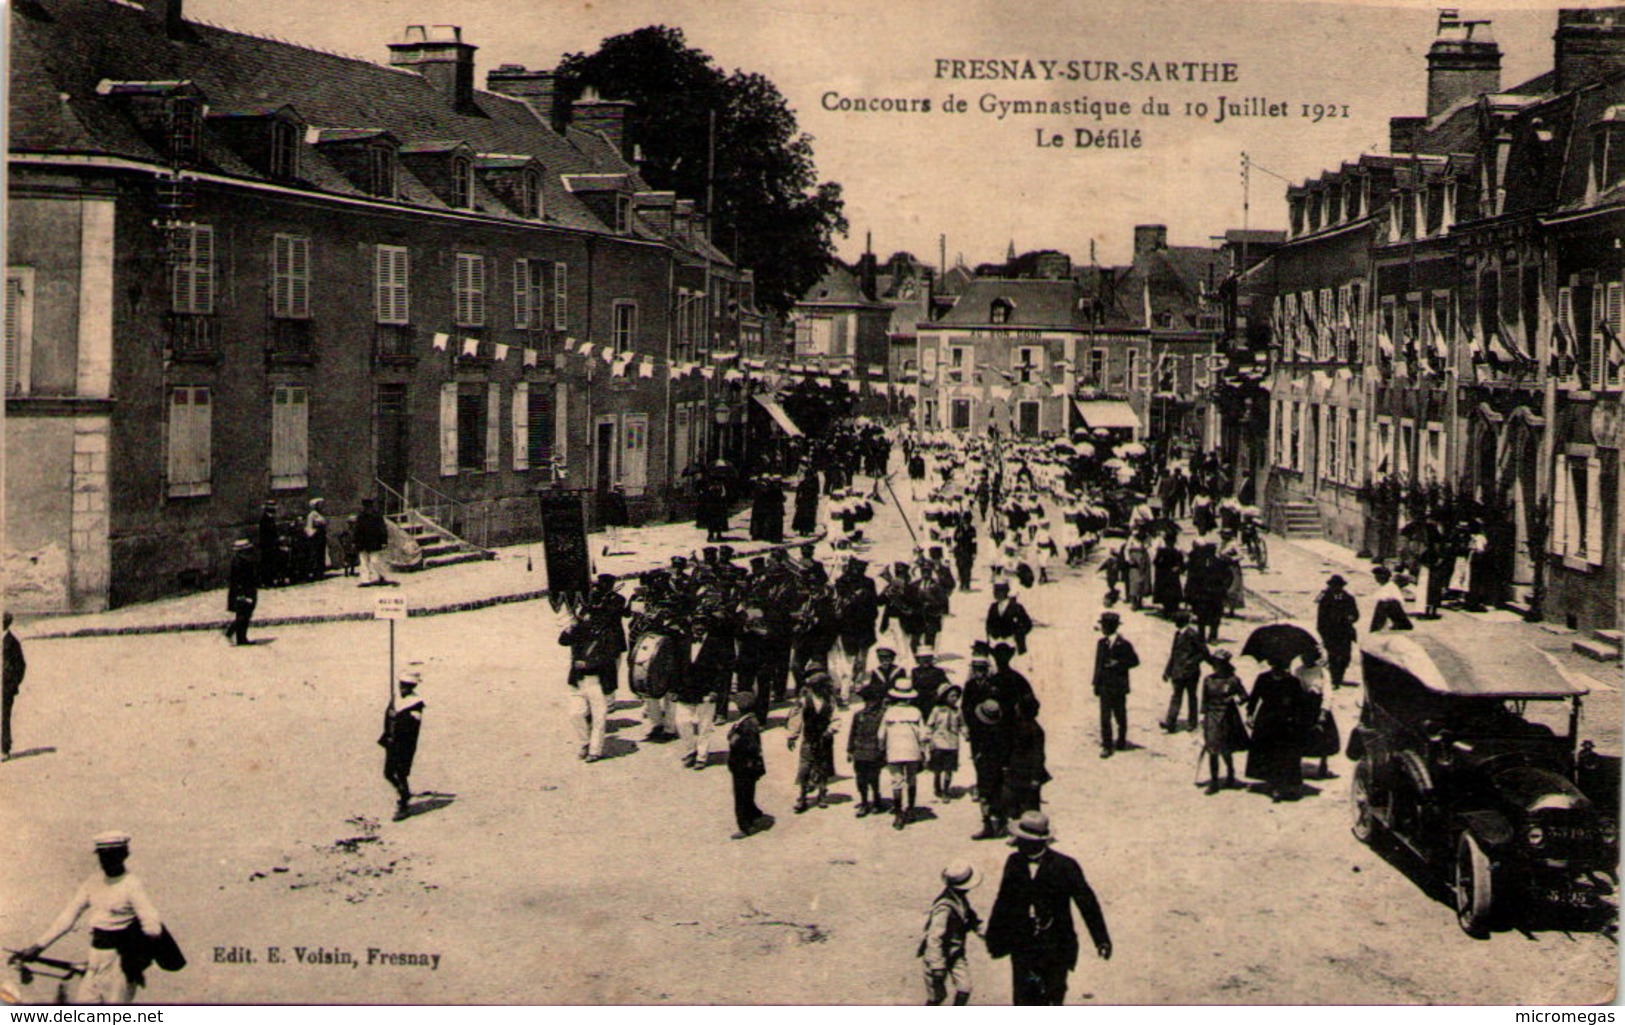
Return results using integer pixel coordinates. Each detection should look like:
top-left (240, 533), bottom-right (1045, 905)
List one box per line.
top-left (1327, 574), bottom-right (1348, 588)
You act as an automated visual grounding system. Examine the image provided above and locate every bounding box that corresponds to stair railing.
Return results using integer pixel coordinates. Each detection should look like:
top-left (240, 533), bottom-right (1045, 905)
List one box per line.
top-left (407, 477), bottom-right (491, 552)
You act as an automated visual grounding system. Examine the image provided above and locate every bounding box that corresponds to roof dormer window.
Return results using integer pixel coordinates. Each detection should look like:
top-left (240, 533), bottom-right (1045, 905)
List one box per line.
top-left (991, 299), bottom-right (1013, 325)
top-left (1591, 107), bottom-right (1625, 195)
top-left (270, 118), bottom-right (300, 180)
top-left (368, 144), bottom-right (396, 199)
top-left (521, 169), bottom-right (542, 219)
top-left (452, 155), bottom-right (474, 209)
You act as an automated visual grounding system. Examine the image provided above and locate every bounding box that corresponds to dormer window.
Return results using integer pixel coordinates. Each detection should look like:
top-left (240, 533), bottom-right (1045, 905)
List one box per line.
top-left (270, 119), bottom-right (300, 180)
top-left (616, 194), bottom-right (632, 233)
top-left (991, 299), bottom-right (1013, 325)
top-left (1592, 107), bottom-right (1625, 194)
top-left (166, 96), bottom-right (202, 163)
top-left (520, 169), bottom-right (542, 219)
top-left (368, 144), bottom-right (396, 199)
top-left (451, 156), bottom-right (474, 209)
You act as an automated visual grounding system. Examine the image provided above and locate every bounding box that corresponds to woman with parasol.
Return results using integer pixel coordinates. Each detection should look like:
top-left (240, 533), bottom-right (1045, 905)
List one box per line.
top-left (1240, 624), bottom-right (1321, 802)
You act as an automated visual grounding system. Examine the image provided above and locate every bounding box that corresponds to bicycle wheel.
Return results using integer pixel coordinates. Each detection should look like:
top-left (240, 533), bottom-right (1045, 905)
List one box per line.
top-left (1255, 535), bottom-right (1269, 571)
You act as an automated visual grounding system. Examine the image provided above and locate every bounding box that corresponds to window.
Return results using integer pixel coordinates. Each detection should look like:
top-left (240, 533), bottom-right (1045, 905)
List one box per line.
top-left (951, 399), bottom-right (972, 430)
top-left (948, 346), bottom-right (967, 382)
top-left (451, 157), bottom-right (474, 210)
top-left (612, 301), bottom-right (638, 353)
top-left (674, 405), bottom-right (692, 473)
top-left (1289, 402), bottom-right (1302, 471)
top-left (615, 195), bottom-right (632, 233)
top-left (166, 386), bottom-right (212, 497)
top-left (1325, 406), bottom-right (1340, 482)
top-left (1550, 450), bottom-right (1606, 565)
top-left (526, 384), bottom-right (555, 470)
top-left (447, 383), bottom-right (488, 473)
top-left (367, 145), bottom-right (396, 199)
top-left (375, 245), bottom-right (410, 325)
top-left (454, 254), bottom-right (487, 328)
top-left (271, 234), bottom-right (311, 319)
top-left (1594, 281), bottom-right (1624, 389)
top-left (1424, 422), bottom-right (1446, 482)
top-left (270, 384), bottom-right (309, 489)
top-left (513, 260), bottom-right (545, 329)
top-left (166, 96), bottom-right (201, 163)
top-left (553, 261), bottom-right (569, 330)
top-left (1124, 348), bottom-right (1141, 391)
top-left (486, 382), bottom-right (501, 473)
top-left (270, 119), bottom-right (300, 180)
top-left (519, 169), bottom-right (542, 220)
top-left (1087, 347), bottom-right (1107, 386)
top-left (1017, 400), bottom-right (1041, 436)
top-left (5, 268), bottom-right (33, 396)
top-left (1399, 419), bottom-right (1416, 479)
top-left (1016, 347), bottom-right (1040, 383)
top-left (171, 224), bottom-right (215, 314)
top-left (1347, 408), bottom-right (1362, 483)
top-left (621, 413), bottom-right (649, 495)
top-left (991, 300), bottom-right (1012, 325)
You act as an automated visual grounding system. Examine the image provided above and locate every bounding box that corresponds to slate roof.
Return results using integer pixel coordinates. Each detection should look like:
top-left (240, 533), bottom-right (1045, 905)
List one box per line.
top-left (799, 262), bottom-right (887, 309)
top-left (9, 0), bottom-right (622, 233)
top-left (933, 278), bottom-right (1090, 330)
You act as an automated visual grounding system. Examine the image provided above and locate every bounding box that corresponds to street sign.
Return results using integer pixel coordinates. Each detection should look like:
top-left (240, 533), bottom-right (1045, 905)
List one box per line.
top-left (374, 595), bottom-right (407, 621)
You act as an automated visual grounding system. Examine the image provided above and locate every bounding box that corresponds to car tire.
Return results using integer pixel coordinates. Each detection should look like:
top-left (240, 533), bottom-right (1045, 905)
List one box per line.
top-left (1454, 831), bottom-right (1495, 937)
top-left (1351, 762), bottom-right (1378, 844)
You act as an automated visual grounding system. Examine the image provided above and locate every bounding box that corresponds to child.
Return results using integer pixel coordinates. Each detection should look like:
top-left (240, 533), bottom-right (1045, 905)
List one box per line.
top-left (848, 684), bottom-right (889, 817)
top-left (919, 859), bottom-right (982, 1005)
top-left (881, 679), bottom-right (926, 830)
top-left (1199, 649), bottom-right (1248, 794)
top-left (727, 691), bottom-right (768, 840)
top-left (787, 670), bottom-right (837, 813)
top-left (926, 685), bottom-right (964, 801)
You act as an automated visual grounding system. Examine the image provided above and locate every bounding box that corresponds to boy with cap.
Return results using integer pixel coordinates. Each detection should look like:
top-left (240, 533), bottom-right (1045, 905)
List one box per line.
top-left (16, 831), bottom-right (167, 1004)
top-left (848, 682), bottom-right (890, 816)
top-left (880, 677), bottom-right (927, 829)
top-left (919, 859), bottom-right (984, 1005)
top-left (727, 692), bottom-right (769, 839)
top-left (380, 671), bottom-right (425, 819)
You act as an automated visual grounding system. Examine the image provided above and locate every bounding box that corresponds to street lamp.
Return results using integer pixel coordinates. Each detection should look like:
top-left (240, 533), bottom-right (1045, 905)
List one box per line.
top-left (712, 399), bottom-right (731, 464)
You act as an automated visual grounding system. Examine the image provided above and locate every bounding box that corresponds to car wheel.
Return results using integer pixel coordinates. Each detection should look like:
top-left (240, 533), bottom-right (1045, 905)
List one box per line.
top-left (1351, 763), bottom-right (1377, 844)
top-left (1453, 832), bottom-right (1494, 937)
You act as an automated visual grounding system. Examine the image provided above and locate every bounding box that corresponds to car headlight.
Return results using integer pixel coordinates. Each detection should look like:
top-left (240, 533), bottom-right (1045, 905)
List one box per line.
top-left (1525, 823), bottom-right (1546, 847)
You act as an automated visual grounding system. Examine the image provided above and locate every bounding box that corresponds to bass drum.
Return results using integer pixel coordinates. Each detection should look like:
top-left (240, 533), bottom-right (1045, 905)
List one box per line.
top-left (629, 631), bottom-right (679, 699)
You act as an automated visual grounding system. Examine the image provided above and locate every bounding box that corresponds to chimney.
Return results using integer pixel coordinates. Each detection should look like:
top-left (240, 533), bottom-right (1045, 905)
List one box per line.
top-left (389, 25), bottom-right (478, 113)
top-left (143, 0), bottom-right (187, 37)
top-left (573, 87), bottom-right (637, 161)
top-left (1134, 225), bottom-right (1168, 265)
top-left (1555, 7), bottom-right (1625, 94)
top-left (857, 247), bottom-right (879, 302)
top-left (487, 64), bottom-right (558, 128)
top-left (1426, 15), bottom-right (1501, 119)
top-left (1389, 116), bottom-right (1427, 154)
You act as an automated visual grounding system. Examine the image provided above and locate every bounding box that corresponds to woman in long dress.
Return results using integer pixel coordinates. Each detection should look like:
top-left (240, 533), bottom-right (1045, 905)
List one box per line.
top-left (1123, 533), bottom-right (1151, 610)
top-left (1244, 655), bottom-right (1316, 802)
top-left (787, 671), bottom-right (838, 812)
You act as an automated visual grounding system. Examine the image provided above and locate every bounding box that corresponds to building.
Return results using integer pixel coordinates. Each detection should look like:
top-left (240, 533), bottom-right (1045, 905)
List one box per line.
top-left (4, 0), bottom-right (770, 611)
top-left (789, 259), bottom-right (892, 392)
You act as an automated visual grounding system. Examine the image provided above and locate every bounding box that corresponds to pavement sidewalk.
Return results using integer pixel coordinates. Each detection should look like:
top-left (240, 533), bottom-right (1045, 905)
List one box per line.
top-left (23, 509), bottom-right (819, 641)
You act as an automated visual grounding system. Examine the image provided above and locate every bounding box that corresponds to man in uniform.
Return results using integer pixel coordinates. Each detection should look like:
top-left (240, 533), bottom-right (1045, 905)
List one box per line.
top-left (986, 811), bottom-right (1112, 1005)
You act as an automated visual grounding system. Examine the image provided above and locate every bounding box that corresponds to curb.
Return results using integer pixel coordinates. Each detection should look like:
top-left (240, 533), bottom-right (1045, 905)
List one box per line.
top-left (29, 531), bottom-right (827, 642)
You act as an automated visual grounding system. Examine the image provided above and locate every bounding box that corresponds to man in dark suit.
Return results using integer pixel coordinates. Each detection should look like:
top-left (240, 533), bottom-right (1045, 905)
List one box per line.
top-left (224, 539), bottom-right (259, 647)
top-left (1315, 574), bottom-right (1360, 688)
top-left (986, 811), bottom-right (1112, 1005)
top-left (1091, 612), bottom-right (1139, 757)
top-left (984, 581), bottom-right (1032, 656)
top-left (1160, 610), bottom-right (1207, 733)
top-left (3, 611), bottom-right (25, 759)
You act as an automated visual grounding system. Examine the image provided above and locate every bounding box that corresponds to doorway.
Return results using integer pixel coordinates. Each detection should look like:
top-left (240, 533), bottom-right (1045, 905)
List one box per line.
top-left (595, 416), bottom-right (618, 495)
top-left (375, 383), bottom-right (409, 497)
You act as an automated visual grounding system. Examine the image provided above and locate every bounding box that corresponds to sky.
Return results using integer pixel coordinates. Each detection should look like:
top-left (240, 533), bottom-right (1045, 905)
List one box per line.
top-left (188, 0), bottom-right (1570, 268)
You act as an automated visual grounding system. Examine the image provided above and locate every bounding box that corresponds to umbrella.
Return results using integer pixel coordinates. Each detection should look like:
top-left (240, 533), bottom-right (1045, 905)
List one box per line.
top-left (1102, 457), bottom-right (1128, 469)
top-left (1117, 442), bottom-right (1147, 457)
top-left (1240, 623), bottom-right (1321, 666)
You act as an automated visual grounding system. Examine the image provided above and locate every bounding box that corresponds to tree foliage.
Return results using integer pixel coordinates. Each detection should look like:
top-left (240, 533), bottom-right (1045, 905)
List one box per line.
top-left (555, 26), bottom-right (847, 316)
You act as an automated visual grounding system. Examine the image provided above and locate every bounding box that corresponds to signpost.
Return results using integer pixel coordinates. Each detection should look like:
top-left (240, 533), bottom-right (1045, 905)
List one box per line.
top-left (374, 594), bottom-right (407, 698)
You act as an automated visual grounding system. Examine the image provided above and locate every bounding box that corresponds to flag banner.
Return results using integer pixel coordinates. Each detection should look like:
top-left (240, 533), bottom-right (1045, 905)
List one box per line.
top-left (493, 343), bottom-right (510, 362)
top-left (554, 352), bottom-right (568, 371)
top-left (523, 348), bottom-right (537, 367)
top-left (432, 332), bottom-right (450, 351)
top-left (574, 339), bottom-right (590, 353)
top-left (638, 361), bottom-right (655, 379)
top-left (462, 337), bottom-right (480, 357)
top-left (843, 378), bottom-right (858, 392)
top-left (700, 367), bottom-right (715, 379)
top-left (816, 375), bottom-right (832, 386)
top-left (612, 360), bottom-right (628, 378)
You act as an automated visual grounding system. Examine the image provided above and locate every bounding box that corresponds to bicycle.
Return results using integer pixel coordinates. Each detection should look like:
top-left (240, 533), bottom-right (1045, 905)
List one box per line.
top-left (6, 949), bottom-right (87, 1005)
top-left (1242, 522), bottom-right (1269, 571)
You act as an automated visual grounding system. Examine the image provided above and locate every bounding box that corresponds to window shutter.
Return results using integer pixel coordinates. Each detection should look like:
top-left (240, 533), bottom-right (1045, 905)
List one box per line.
top-left (290, 235), bottom-right (310, 318)
top-left (167, 388), bottom-right (188, 492)
top-left (439, 382), bottom-right (458, 476)
top-left (1607, 282), bottom-right (1623, 387)
top-left (289, 386), bottom-right (308, 488)
top-left (513, 259), bottom-right (530, 328)
top-left (376, 246), bottom-right (410, 325)
top-left (485, 381), bottom-right (501, 473)
top-left (1585, 455), bottom-right (1604, 563)
top-left (1550, 456), bottom-right (1570, 555)
top-left (272, 235), bottom-right (291, 318)
top-left (553, 261), bottom-right (568, 330)
top-left (554, 382), bottom-right (568, 467)
top-left (472, 256), bottom-right (487, 327)
top-left (4, 274), bottom-right (23, 396)
top-left (1592, 288), bottom-right (1607, 387)
top-left (193, 225), bottom-right (215, 314)
top-left (512, 382), bottom-right (530, 471)
top-left (455, 255), bottom-right (471, 326)
top-left (192, 387), bottom-right (212, 492)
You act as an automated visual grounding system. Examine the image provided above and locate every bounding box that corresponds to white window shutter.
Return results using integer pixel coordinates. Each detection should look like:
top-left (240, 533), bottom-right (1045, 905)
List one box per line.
top-left (1585, 455), bottom-right (1604, 563)
top-left (272, 235), bottom-right (291, 317)
top-left (393, 248), bottom-right (410, 324)
top-left (513, 259), bottom-right (530, 328)
top-left (439, 382), bottom-right (458, 476)
top-left (455, 255), bottom-right (470, 326)
top-left (194, 225), bottom-right (215, 314)
top-left (1607, 282), bottom-right (1623, 387)
top-left (485, 381), bottom-right (500, 473)
top-left (1592, 288), bottom-right (1607, 387)
top-left (193, 387), bottom-right (212, 492)
top-left (471, 256), bottom-right (487, 327)
top-left (553, 261), bottom-right (568, 330)
top-left (290, 386), bottom-right (309, 487)
top-left (291, 236), bottom-right (310, 318)
top-left (513, 382), bottom-right (530, 471)
top-left (554, 382), bottom-right (568, 468)
top-left (1551, 456), bottom-right (1570, 555)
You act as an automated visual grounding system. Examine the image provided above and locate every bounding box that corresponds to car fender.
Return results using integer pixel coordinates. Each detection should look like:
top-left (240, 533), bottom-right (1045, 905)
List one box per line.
top-left (1456, 809), bottom-right (1515, 852)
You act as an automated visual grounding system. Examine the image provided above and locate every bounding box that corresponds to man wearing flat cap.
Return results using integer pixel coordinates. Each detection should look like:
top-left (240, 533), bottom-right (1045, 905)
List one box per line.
top-left (224, 538), bottom-right (259, 647)
top-left (380, 671), bottom-right (426, 818)
top-left (15, 832), bottom-right (168, 1003)
top-left (986, 811), bottom-right (1112, 1005)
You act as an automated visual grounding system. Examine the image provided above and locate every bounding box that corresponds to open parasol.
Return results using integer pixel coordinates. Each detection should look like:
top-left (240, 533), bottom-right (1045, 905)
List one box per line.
top-left (1240, 623), bottom-right (1321, 666)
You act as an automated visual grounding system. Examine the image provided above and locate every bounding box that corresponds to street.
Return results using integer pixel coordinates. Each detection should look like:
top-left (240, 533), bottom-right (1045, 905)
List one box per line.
top-left (0, 475), bottom-right (1617, 1005)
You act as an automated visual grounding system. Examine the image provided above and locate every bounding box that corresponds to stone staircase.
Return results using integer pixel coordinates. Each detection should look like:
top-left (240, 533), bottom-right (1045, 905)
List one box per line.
top-left (1573, 627), bottom-right (1623, 663)
top-left (388, 509), bottom-right (495, 572)
top-left (1276, 500), bottom-right (1322, 539)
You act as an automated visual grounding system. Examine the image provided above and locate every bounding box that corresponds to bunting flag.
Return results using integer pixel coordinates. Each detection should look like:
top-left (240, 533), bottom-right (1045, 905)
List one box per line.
top-left (432, 332), bottom-right (450, 352)
top-left (816, 375), bottom-right (832, 387)
top-left (574, 339), bottom-right (591, 354)
top-left (724, 369), bottom-right (743, 382)
top-left (700, 367), bottom-right (715, 379)
top-left (554, 353), bottom-right (568, 371)
top-left (493, 343), bottom-right (510, 362)
top-left (638, 361), bottom-right (655, 379)
top-left (599, 345), bottom-right (616, 361)
top-left (843, 379), bottom-right (859, 393)
top-left (612, 359), bottom-right (629, 378)
top-left (523, 348), bottom-right (538, 367)
top-left (462, 337), bottom-right (480, 357)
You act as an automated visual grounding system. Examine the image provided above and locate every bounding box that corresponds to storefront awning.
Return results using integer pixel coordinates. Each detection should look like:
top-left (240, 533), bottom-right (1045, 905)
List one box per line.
top-left (754, 394), bottom-right (804, 437)
top-left (1072, 399), bottom-right (1141, 431)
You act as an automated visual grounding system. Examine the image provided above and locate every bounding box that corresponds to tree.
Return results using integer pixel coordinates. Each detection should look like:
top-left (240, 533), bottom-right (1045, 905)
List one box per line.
top-left (555, 26), bottom-right (847, 316)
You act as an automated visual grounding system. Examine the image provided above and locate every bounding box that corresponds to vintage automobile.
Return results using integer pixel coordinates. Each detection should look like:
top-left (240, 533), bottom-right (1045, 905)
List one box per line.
top-left (1346, 633), bottom-right (1618, 936)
